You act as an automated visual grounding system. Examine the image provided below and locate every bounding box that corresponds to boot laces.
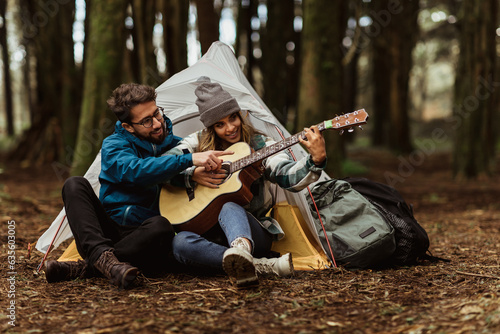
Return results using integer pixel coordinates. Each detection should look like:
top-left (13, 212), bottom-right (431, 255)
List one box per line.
top-left (68, 260), bottom-right (86, 279)
top-left (95, 251), bottom-right (120, 277)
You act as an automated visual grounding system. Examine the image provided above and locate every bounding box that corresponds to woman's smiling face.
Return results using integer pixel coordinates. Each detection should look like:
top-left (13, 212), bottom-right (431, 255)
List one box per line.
top-left (213, 112), bottom-right (242, 148)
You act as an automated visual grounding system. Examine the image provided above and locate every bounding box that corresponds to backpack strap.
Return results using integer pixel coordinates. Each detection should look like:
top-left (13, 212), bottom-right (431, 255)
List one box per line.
top-left (422, 250), bottom-right (451, 263)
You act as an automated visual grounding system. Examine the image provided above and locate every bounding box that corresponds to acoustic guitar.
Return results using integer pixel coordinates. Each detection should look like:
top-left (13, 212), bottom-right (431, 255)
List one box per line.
top-left (159, 109), bottom-right (368, 235)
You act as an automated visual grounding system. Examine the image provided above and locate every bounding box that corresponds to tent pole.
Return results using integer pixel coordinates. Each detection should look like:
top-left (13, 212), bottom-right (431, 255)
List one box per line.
top-left (36, 215), bottom-right (66, 273)
top-left (305, 187), bottom-right (337, 268)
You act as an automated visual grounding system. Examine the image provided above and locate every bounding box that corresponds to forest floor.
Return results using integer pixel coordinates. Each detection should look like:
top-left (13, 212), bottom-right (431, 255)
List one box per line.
top-left (0, 147), bottom-right (499, 334)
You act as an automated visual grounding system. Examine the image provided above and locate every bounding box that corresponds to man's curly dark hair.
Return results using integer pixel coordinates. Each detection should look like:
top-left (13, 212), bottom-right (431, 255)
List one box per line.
top-left (107, 83), bottom-right (157, 123)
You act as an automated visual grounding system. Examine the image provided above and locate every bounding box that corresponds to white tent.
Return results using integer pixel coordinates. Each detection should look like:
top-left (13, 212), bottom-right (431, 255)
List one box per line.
top-left (36, 41), bottom-right (331, 270)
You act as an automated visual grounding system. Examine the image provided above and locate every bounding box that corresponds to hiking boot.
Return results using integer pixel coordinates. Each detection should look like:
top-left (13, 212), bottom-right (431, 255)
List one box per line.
top-left (45, 259), bottom-right (87, 283)
top-left (254, 253), bottom-right (294, 277)
top-left (93, 250), bottom-right (138, 289)
top-left (223, 238), bottom-right (258, 287)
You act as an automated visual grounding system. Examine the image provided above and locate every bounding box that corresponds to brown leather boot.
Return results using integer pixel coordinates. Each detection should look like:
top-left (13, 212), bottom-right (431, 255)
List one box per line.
top-left (93, 250), bottom-right (138, 289)
top-left (45, 260), bottom-right (87, 283)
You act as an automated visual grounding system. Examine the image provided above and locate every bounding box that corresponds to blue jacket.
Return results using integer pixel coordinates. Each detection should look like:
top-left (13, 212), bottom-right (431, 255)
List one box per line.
top-left (99, 116), bottom-right (193, 226)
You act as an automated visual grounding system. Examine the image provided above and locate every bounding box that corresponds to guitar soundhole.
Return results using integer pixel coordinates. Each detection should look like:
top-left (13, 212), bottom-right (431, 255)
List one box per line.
top-left (220, 161), bottom-right (232, 184)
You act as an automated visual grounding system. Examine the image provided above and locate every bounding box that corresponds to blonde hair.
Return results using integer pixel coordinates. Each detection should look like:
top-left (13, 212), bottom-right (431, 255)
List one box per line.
top-left (199, 112), bottom-right (261, 151)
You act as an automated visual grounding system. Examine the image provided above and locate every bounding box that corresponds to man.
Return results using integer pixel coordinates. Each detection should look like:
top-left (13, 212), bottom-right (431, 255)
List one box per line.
top-left (45, 83), bottom-right (228, 289)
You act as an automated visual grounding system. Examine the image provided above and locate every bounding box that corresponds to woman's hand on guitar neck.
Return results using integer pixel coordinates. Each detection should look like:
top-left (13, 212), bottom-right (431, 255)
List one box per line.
top-left (299, 126), bottom-right (327, 166)
top-left (192, 150), bottom-right (233, 171)
top-left (192, 167), bottom-right (228, 188)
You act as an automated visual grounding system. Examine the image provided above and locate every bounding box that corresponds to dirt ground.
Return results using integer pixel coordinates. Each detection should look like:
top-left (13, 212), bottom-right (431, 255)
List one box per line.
top-left (1, 148), bottom-right (499, 334)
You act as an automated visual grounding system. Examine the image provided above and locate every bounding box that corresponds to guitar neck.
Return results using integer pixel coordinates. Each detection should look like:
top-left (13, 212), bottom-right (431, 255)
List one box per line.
top-left (229, 109), bottom-right (368, 174)
top-left (229, 123), bottom-right (321, 173)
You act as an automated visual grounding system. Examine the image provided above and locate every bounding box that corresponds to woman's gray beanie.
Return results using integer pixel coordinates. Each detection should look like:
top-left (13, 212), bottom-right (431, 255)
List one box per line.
top-left (195, 76), bottom-right (240, 128)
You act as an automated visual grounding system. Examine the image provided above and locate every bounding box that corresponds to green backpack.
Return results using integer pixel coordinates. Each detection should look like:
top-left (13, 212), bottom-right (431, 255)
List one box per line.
top-left (307, 179), bottom-right (396, 269)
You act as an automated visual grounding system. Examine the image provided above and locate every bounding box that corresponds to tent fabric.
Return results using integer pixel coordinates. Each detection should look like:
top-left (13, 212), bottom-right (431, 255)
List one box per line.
top-left (270, 203), bottom-right (330, 270)
top-left (35, 152), bottom-right (102, 253)
top-left (58, 240), bottom-right (83, 262)
top-left (36, 41), bottom-right (332, 270)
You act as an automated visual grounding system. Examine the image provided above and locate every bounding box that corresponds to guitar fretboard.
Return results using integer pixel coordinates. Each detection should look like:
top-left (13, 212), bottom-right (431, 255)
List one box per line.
top-left (228, 109), bottom-right (367, 174)
top-left (229, 123), bottom-right (320, 173)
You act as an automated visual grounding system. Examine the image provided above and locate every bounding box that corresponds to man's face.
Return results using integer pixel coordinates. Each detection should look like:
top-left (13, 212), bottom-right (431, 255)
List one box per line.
top-left (122, 101), bottom-right (167, 144)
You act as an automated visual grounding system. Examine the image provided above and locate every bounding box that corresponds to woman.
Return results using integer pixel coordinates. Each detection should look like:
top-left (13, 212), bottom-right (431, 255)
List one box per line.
top-left (168, 77), bottom-right (327, 287)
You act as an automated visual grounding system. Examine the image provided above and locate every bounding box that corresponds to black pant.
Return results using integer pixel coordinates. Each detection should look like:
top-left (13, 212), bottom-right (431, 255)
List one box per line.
top-left (62, 176), bottom-right (175, 274)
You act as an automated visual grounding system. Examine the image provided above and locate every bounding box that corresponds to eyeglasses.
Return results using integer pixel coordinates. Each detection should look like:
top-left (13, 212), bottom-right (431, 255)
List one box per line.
top-left (130, 107), bottom-right (165, 128)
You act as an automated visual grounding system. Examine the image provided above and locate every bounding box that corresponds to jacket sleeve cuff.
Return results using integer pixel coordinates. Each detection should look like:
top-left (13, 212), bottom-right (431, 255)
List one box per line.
top-left (306, 155), bottom-right (327, 172)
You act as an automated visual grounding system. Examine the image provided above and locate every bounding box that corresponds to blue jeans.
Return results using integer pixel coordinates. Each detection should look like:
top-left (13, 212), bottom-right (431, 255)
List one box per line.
top-left (172, 202), bottom-right (273, 272)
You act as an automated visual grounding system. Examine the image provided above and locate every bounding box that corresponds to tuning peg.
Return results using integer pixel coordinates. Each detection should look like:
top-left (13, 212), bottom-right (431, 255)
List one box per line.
top-left (358, 125), bottom-right (363, 130)
top-left (339, 129), bottom-right (344, 135)
top-left (348, 127), bottom-right (354, 133)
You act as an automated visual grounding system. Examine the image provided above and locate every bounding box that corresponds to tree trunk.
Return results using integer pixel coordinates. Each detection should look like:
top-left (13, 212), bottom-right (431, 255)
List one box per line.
top-left (261, 0), bottom-right (295, 125)
top-left (123, 2), bottom-right (139, 83)
top-left (71, 0), bottom-right (129, 176)
top-left (8, 0), bottom-right (79, 168)
top-left (0, 0), bottom-right (14, 136)
top-left (235, 0), bottom-right (257, 85)
top-left (195, 0), bottom-right (220, 55)
top-left (452, 0), bottom-right (498, 179)
top-left (371, 0), bottom-right (418, 153)
top-left (161, 0), bottom-right (188, 77)
top-left (132, 0), bottom-right (159, 85)
top-left (59, 1), bottom-right (81, 163)
top-left (297, 0), bottom-right (348, 177)
top-left (342, 2), bottom-right (362, 127)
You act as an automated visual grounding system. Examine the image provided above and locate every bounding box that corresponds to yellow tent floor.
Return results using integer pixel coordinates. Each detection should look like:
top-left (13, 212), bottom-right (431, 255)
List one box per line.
top-left (58, 203), bottom-right (330, 271)
top-left (270, 203), bottom-right (330, 270)
top-left (58, 240), bottom-right (82, 262)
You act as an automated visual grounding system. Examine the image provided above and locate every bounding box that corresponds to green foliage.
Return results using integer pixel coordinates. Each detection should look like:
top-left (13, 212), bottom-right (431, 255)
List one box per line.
top-left (341, 159), bottom-right (369, 176)
top-left (0, 136), bottom-right (16, 153)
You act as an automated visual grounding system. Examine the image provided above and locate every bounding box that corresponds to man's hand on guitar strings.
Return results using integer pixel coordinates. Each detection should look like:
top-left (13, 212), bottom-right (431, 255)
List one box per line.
top-left (192, 150), bottom-right (234, 171)
top-left (192, 167), bottom-right (228, 188)
top-left (299, 126), bottom-right (327, 166)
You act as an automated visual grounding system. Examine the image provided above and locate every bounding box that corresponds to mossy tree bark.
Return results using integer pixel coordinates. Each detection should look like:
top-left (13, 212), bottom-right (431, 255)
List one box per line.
top-left (71, 0), bottom-right (128, 176)
top-left (9, 0), bottom-right (80, 167)
top-left (0, 0), bottom-right (14, 136)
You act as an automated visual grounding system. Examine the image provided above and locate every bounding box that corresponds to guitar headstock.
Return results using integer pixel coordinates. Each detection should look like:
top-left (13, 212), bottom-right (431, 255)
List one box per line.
top-left (324, 109), bottom-right (368, 134)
